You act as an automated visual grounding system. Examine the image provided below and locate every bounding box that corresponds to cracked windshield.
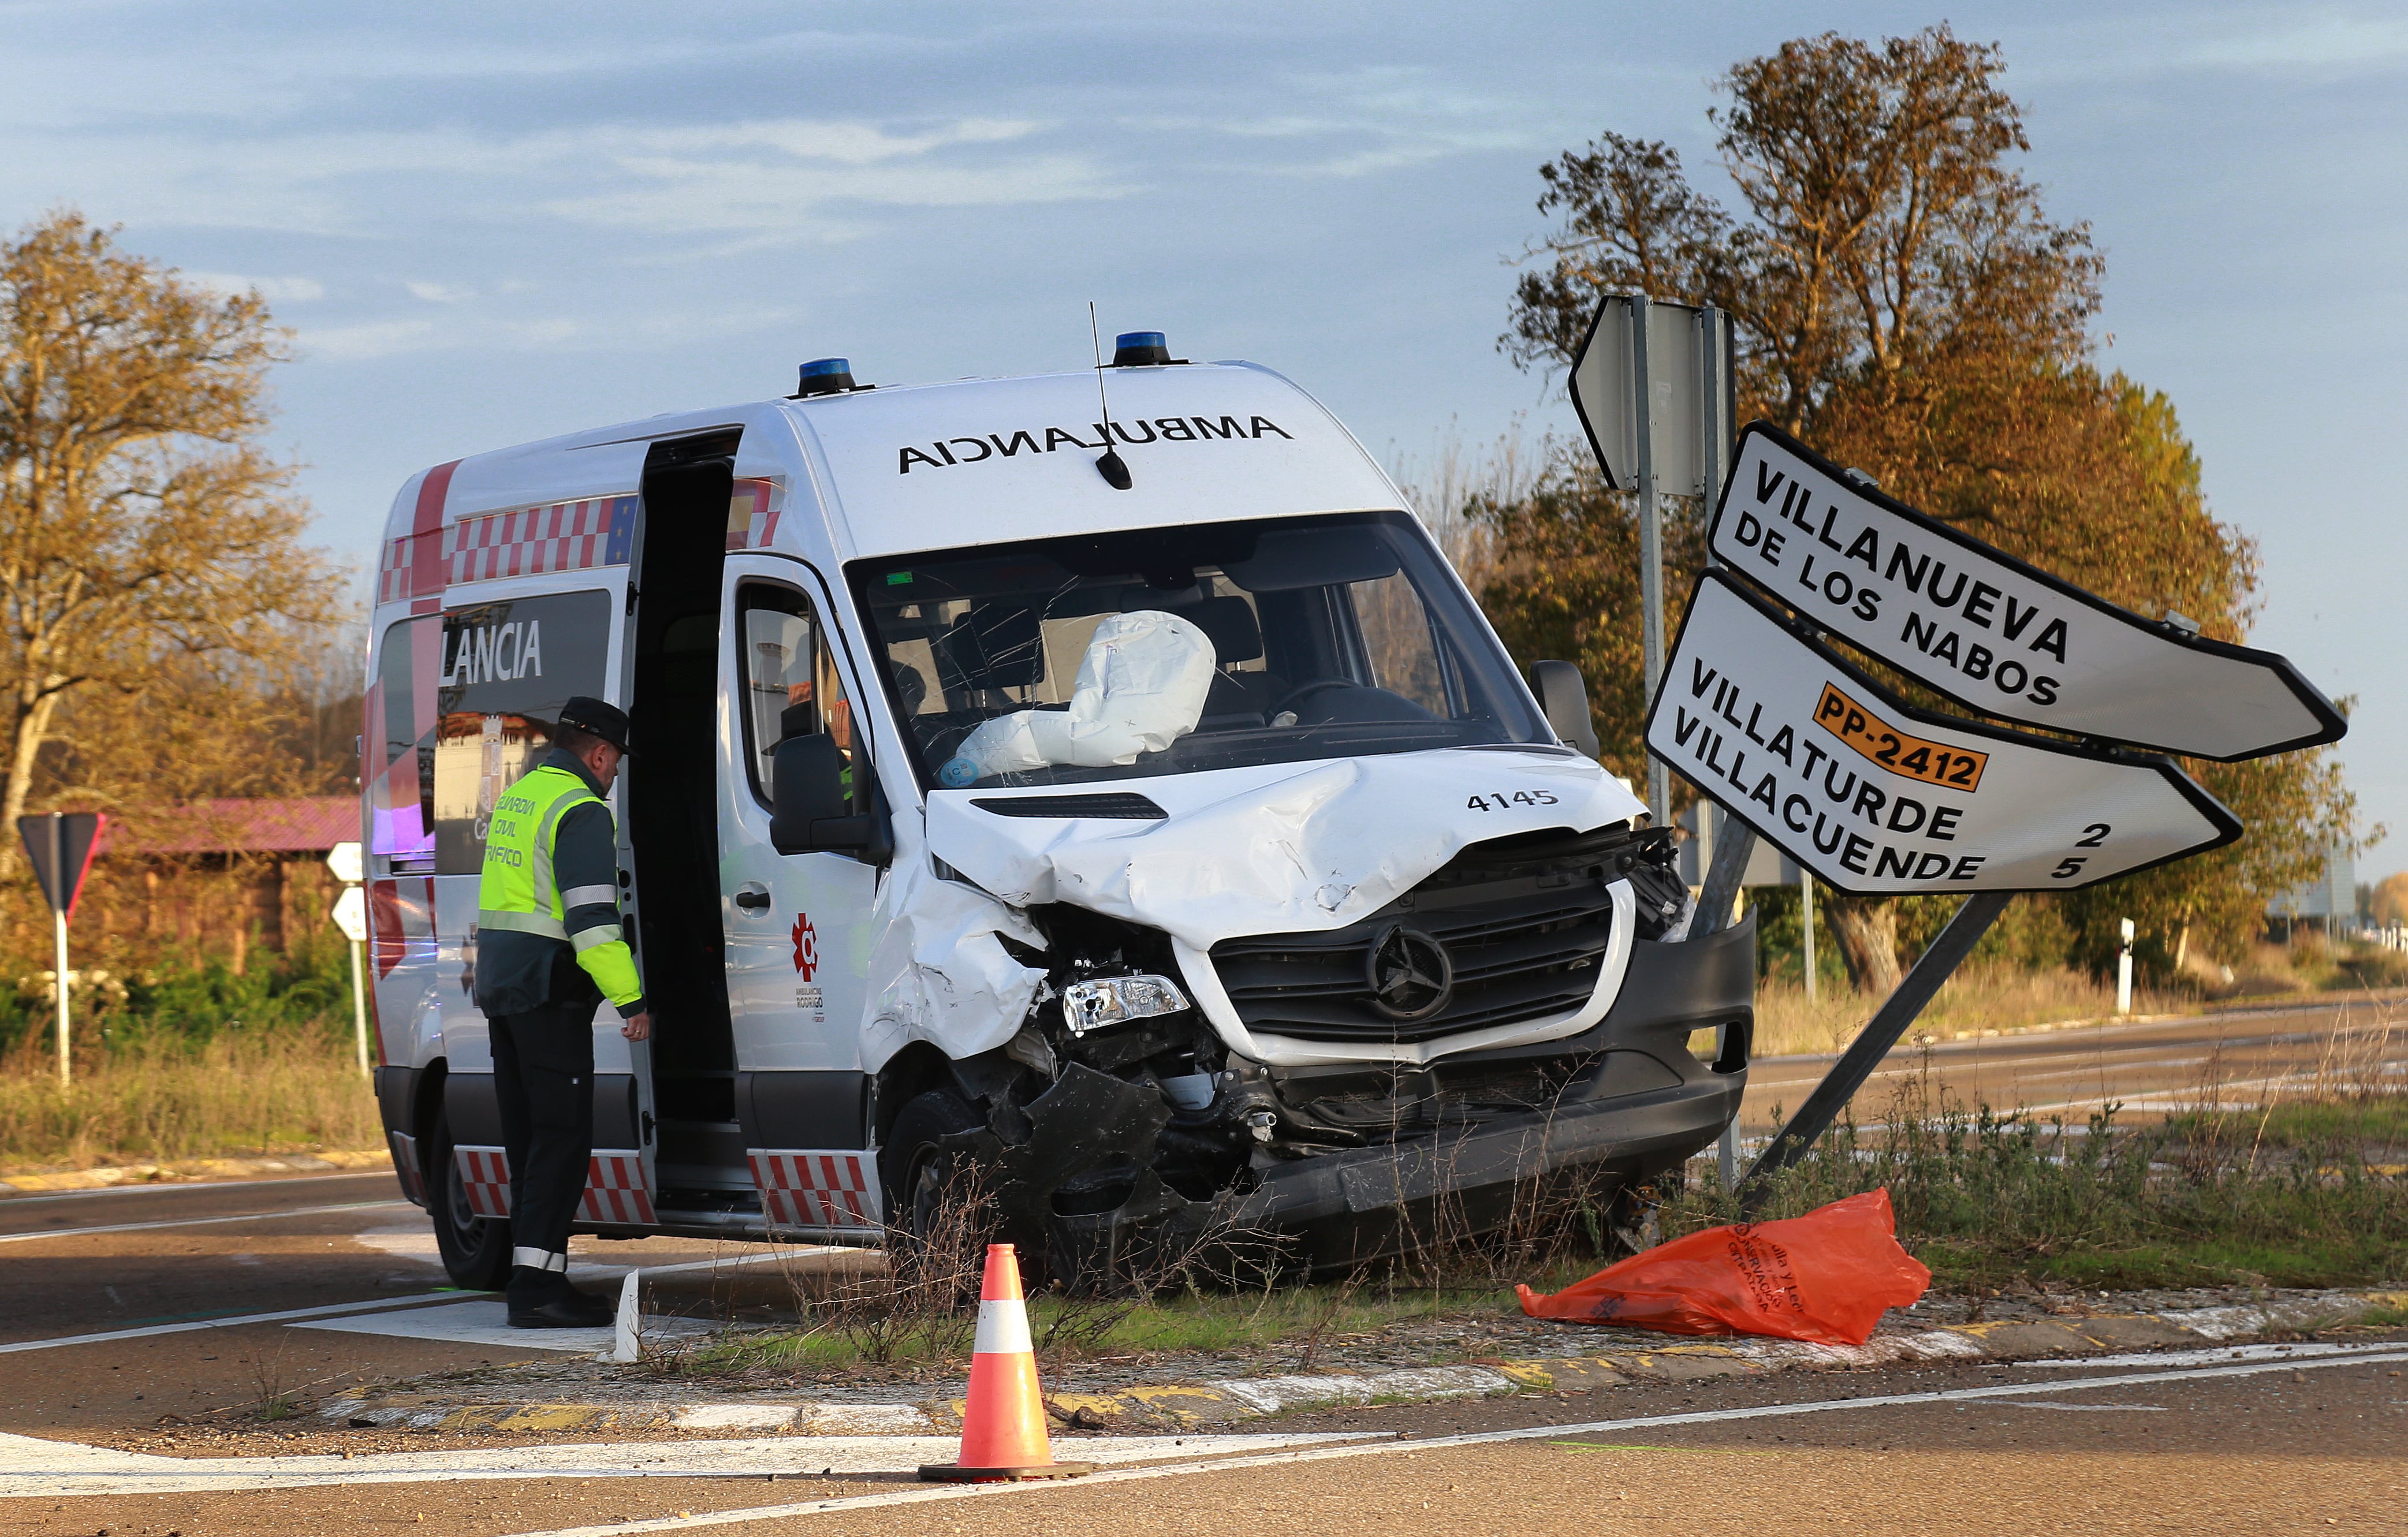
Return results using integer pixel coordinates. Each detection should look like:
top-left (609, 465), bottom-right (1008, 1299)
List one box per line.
top-left (849, 512), bottom-right (1548, 789)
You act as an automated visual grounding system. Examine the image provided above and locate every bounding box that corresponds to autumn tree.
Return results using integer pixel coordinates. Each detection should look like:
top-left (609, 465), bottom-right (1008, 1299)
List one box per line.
top-left (0, 211), bottom-right (341, 868)
top-left (1489, 27), bottom-right (2354, 991)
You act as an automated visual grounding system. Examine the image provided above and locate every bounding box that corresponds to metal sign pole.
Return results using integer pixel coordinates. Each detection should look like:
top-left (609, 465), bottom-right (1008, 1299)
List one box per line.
top-left (1631, 299), bottom-right (1668, 827)
top-left (48, 815), bottom-right (68, 1088)
top-left (326, 844), bottom-right (371, 1081)
top-left (1738, 890), bottom-right (2011, 1210)
top-left (349, 934), bottom-right (370, 1079)
top-left (1802, 871), bottom-right (1817, 1002)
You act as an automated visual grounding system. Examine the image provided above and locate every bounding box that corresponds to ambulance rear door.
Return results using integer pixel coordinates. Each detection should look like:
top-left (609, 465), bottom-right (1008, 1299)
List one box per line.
top-left (433, 572), bottom-right (653, 1225)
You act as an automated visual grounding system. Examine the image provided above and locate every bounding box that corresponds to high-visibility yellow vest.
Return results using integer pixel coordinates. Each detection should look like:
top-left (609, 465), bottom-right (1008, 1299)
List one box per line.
top-left (476, 763), bottom-right (643, 1007)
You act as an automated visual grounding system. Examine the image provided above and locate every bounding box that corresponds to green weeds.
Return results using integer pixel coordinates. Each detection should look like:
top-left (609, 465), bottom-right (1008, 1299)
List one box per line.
top-left (1662, 1055), bottom-right (2407, 1293)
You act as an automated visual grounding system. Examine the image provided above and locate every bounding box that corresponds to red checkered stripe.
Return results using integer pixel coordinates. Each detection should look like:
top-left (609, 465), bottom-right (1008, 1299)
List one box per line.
top-left (375, 534), bottom-right (417, 605)
top-left (725, 477), bottom-right (783, 551)
top-left (446, 497), bottom-right (627, 588)
top-left (578, 1149), bottom-right (657, 1225)
top-left (454, 1145), bottom-right (512, 1217)
top-left (748, 1149), bottom-right (882, 1230)
top-left (375, 497), bottom-right (631, 602)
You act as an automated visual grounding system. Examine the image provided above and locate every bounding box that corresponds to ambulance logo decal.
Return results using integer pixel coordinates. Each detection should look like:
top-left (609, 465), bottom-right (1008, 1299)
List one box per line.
top-left (791, 912), bottom-right (818, 980)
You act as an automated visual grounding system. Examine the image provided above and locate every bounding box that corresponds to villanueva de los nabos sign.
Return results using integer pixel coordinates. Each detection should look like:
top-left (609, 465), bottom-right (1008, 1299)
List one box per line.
top-left (1643, 421), bottom-right (2347, 897)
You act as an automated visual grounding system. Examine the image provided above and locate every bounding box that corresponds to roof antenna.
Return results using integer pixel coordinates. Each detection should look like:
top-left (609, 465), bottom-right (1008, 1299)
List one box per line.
top-left (1089, 303), bottom-right (1133, 491)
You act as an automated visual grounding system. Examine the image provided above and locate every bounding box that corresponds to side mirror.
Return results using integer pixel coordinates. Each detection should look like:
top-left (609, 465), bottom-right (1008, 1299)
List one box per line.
top-left (770, 734), bottom-right (893, 866)
top-left (1531, 660), bottom-right (1601, 759)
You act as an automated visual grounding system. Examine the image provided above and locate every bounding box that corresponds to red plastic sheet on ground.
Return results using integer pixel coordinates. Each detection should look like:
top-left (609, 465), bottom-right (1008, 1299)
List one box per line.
top-left (1516, 1188), bottom-right (1929, 1347)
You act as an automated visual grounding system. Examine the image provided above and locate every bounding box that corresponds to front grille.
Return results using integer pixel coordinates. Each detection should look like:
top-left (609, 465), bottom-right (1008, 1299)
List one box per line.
top-left (1207, 825), bottom-right (1628, 1044)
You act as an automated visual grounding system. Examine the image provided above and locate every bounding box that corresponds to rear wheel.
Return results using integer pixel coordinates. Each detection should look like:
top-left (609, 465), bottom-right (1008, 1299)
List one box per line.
top-left (429, 1106), bottom-right (513, 1290)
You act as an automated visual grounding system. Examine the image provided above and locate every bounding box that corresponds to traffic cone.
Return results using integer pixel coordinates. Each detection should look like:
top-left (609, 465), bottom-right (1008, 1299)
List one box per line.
top-left (918, 1243), bottom-right (1096, 1483)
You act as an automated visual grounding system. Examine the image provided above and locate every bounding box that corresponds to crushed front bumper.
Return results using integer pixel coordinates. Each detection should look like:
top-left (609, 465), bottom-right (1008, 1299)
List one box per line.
top-left (1188, 915), bottom-right (1756, 1270)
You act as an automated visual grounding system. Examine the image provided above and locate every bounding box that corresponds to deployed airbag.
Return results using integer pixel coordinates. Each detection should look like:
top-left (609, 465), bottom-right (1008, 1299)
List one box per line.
top-left (957, 610), bottom-right (1215, 776)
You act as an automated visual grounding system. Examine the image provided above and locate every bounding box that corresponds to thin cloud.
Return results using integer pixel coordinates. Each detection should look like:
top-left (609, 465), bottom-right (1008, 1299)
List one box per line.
top-left (181, 271), bottom-right (326, 303)
top-left (549, 152), bottom-right (1120, 233)
top-left (2179, 16), bottom-right (2408, 71)
top-left (300, 318), bottom-right (437, 361)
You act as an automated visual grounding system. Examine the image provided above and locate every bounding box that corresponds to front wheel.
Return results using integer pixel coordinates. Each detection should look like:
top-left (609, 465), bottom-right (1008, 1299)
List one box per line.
top-left (877, 1086), bottom-right (989, 1252)
top-left (429, 1106), bottom-right (513, 1290)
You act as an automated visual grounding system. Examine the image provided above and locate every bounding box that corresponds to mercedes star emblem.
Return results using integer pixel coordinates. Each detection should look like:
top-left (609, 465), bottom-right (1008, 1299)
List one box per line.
top-left (1365, 922), bottom-right (1453, 1022)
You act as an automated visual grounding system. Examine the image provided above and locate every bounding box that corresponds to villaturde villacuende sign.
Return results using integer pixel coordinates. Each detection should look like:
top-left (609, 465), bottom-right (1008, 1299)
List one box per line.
top-left (1708, 424), bottom-right (2346, 762)
top-left (1644, 574), bottom-right (2242, 894)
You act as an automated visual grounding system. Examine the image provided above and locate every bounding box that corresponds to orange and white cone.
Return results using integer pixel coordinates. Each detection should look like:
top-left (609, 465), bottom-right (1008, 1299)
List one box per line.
top-left (918, 1243), bottom-right (1095, 1483)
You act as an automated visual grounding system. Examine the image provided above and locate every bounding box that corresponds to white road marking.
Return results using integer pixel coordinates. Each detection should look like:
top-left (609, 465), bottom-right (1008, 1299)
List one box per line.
top-left (295, 1299), bottom-right (710, 1355)
top-left (0, 1200), bottom-right (413, 1245)
top-left (2024, 1341), bottom-right (2376, 1371)
top-left (0, 1172), bottom-right (396, 1207)
top-left (351, 1223), bottom-right (448, 1266)
top-left (0, 1431), bottom-right (1369, 1497)
top-left (0, 1293), bottom-right (468, 1355)
top-left (0, 1238), bottom-right (842, 1356)
top-left (495, 1344), bottom-right (2408, 1535)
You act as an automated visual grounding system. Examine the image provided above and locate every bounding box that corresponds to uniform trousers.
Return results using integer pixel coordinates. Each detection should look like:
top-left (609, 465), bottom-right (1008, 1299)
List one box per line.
top-left (488, 1000), bottom-right (596, 1275)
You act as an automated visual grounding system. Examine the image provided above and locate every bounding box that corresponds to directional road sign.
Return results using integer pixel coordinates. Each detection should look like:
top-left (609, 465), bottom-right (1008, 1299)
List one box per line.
top-left (1645, 572), bottom-right (2242, 895)
top-left (326, 839), bottom-right (363, 885)
top-left (331, 885), bottom-right (370, 943)
top-left (1709, 423), bottom-right (2346, 762)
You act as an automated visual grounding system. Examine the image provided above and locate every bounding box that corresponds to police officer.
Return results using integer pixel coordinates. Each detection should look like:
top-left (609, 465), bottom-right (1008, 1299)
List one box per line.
top-left (473, 697), bottom-right (651, 1328)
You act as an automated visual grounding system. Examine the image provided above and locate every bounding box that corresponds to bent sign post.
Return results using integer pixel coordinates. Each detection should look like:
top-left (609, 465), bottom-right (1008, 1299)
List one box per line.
top-left (1647, 573), bottom-right (2242, 894)
top-left (1710, 423), bottom-right (2346, 761)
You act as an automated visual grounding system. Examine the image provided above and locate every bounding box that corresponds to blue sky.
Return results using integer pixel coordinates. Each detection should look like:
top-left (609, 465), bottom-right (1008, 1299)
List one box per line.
top-left (4, 1), bottom-right (2402, 879)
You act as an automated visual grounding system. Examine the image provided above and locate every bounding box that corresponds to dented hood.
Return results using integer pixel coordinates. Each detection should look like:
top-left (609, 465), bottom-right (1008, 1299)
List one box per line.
top-left (924, 747), bottom-right (1647, 950)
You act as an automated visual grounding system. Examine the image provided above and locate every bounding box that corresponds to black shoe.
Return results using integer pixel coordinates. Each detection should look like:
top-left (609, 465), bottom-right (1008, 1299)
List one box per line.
top-left (507, 1281), bottom-right (614, 1329)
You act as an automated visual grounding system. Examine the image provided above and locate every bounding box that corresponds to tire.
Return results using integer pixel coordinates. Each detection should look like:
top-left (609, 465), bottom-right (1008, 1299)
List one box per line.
top-left (429, 1107), bottom-right (514, 1291)
top-left (877, 1086), bottom-right (989, 1253)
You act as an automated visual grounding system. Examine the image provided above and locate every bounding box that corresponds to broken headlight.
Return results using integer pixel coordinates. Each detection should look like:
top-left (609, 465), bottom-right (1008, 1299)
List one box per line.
top-left (1061, 974), bottom-right (1190, 1036)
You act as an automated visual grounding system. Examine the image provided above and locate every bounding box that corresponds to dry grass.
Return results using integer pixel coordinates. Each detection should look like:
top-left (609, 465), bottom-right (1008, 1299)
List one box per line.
top-left (1750, 961), bottom-right (2178, 1058)
top-left (0, 1029), bottom-right (377, 1172)
top-left (1683, 999), bottom-right (2408, 1293)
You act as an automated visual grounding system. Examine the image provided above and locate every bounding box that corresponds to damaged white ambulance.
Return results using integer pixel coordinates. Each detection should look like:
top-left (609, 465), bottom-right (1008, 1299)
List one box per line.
top-left (364, 336), bottom-right (1754, 1287)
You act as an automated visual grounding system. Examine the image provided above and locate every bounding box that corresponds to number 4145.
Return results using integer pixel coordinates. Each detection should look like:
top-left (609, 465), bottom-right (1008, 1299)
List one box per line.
top-left (1467, 790), bottom-right (1559, 811)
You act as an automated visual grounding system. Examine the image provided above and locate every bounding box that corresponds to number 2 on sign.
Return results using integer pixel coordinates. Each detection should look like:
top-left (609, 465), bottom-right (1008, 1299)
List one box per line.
top-left (1468, 790), bottom-right (1559, 811)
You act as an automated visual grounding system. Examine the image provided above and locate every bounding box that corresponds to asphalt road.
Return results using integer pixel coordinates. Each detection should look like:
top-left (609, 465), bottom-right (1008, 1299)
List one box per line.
top-left (0, 997), bottom-right (2392, 1524)
top-left (0, 1169), bottom-right (802, 1439)
top-left (5, 1341), bottom-right (2399, 1535)
top-left (1738, 995), bottom-right (2404, 1133)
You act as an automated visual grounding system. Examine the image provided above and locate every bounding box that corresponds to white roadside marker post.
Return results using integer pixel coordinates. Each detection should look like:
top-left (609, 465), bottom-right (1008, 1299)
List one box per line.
top-left (610, 1271), bottom-right (641, 1363)
top-left (2118, 917), bottom-right (2135, 1015)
